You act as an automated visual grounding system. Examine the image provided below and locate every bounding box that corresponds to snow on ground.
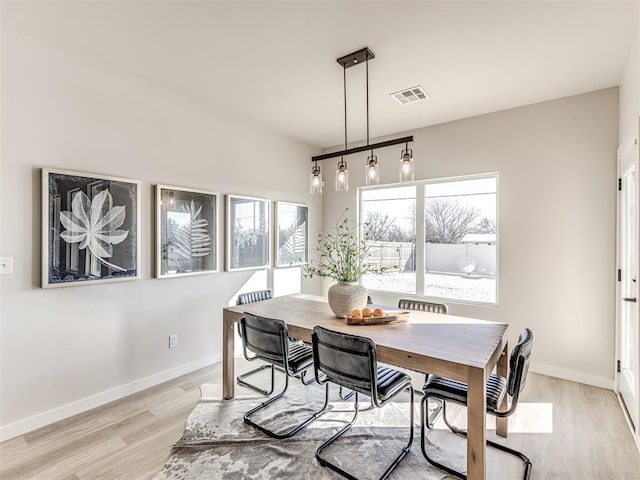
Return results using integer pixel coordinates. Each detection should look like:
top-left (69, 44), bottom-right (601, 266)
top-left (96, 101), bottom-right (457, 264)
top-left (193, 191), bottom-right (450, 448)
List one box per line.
top-left (362, 272), bottom-right (496, 303)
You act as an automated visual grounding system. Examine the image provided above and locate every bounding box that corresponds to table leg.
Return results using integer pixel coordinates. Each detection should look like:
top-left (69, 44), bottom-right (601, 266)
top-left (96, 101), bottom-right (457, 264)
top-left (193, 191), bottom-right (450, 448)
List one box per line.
top-left (496, 341), bottom-right (508, 438)
top-left (222, 310), bottom-right (235, 400)
top-left (467, 366), bottom-right (487, 480)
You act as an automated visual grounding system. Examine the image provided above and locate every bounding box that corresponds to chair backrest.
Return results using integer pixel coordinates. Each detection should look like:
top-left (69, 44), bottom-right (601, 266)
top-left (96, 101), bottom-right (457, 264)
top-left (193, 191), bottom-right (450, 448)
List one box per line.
top-left (240, 313), bottom-right (288, 363)
top-left (237, 289), bottom-right (273, 305)
top-left (398, 299), bottom-right (449, 314)
top-left (507, 328), bottom-right (535, 397)
top-left (312, 326), bottom-right (377, 398)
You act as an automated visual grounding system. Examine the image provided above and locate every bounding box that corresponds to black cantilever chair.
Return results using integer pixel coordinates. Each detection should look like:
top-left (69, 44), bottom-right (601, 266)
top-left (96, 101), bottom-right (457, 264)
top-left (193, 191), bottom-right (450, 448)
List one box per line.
top-left (311, 326), bottom-right (414, 480)
top-left (398, 299), bottom-right (448, 423)
top-left (236, 290), bottom-right (288, 394)
top-left (398, 298), bottom-right (449, 315)
top-left (420, 328), bottom-right (535, 480)
top-left (240, 313), bottom-right (323, 438)
top-left (237, 290), bottom-right (273, 306)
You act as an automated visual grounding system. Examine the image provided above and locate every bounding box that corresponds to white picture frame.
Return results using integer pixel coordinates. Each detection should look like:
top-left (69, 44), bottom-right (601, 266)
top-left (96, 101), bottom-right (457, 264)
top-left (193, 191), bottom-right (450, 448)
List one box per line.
top-left (275, 201), bottom-right (308, 267)
top-left (225, 194), bottom-right (271, 271)
top-left (156, 185), bottom-right (218, 279)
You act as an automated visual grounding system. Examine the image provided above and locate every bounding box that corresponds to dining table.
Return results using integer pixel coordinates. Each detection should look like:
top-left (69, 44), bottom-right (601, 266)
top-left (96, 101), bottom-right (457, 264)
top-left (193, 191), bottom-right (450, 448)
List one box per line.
top-left (222, 293), bottom-right (509, 480)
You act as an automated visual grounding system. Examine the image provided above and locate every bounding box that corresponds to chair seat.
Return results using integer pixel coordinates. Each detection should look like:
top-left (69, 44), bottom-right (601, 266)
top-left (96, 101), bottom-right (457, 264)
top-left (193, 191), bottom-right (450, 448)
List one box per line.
top-left (424, 373), bottom-right (507, 411)
top-left (280, 340), bottom-right (313, 373)
top-left (377, 366), bottom-right (412, 402)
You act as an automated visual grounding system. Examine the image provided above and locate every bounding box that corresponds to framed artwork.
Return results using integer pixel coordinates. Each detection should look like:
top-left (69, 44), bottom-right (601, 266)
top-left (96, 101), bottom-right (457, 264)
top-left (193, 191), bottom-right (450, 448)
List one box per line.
top-left (42, 168), bottom-right (140, 288)
top-left (156, 185), bottom-right (218, 278)
top-left (275, 201), bottom-right (308, 267)
top-left (225, 195), bottom-right (270, 271)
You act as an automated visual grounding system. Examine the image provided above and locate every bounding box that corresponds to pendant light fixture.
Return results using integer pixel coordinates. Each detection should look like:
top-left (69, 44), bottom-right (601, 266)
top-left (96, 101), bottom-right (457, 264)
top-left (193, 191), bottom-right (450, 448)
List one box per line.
top-left (365, 154), bottom-right (379, 186)
top-left (399, 142), bottom-right (414, 182)
top-left (309, 47), bottom-right (414, 191)
top-left (335, 60), bottom-right (350, 191)
top-left (336, 158), bottom-right (349, 191)
top-left (364, 51), bottom-right (380, 186)
top-left (310, 162), bottom-right (323, 194)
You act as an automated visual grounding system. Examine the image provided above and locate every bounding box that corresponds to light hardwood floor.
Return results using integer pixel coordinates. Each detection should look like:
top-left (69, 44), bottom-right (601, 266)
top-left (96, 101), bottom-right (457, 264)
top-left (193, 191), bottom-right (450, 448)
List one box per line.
top-left (1, 360), bottom-right (639, 479)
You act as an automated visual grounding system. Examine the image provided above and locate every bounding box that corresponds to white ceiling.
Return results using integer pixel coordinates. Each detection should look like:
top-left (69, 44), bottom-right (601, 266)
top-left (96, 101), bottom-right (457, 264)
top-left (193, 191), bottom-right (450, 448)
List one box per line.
top-left (2, 1), bottom-right (638, 148)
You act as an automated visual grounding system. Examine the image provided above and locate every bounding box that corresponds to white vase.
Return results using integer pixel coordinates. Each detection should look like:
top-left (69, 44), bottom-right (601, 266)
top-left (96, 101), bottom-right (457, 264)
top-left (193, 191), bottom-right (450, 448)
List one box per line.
top-left (327, 281), bottom-right (368, 319)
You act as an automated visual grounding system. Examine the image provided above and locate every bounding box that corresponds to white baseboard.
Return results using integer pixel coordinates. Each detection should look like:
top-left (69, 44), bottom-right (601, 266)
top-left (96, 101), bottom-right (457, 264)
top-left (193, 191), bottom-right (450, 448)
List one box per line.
top-left (615, 392), bottom-right (640, 454)
top-left (0, 354), bottom-right (220, 442)
top-left (530, 361), bottom-right (614, 390)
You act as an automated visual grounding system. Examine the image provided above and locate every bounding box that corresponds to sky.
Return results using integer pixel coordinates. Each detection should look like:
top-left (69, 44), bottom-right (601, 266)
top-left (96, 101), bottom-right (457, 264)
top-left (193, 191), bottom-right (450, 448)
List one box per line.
top-left (360, 177), bottom-right (497, 233)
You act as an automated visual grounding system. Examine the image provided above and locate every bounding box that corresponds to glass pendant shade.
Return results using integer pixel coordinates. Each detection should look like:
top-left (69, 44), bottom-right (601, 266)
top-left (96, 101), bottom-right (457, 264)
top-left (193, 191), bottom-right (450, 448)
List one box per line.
top-left (306, 49), bottom-right (417, 193)
top-left (365, 155), bottom-right (380, 186)
top-left (335, 159), bottom-right (349, 191)
top-left (310, 165), bottom-right (323, 194)
top-left (399, 148), bottom-right (414, 182)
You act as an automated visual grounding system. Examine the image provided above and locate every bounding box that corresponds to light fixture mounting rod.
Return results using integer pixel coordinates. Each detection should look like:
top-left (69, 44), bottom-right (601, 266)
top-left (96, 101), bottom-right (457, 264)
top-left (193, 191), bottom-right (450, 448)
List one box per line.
top-left (311, 135), bottom-right (414, 163)
top-left (336, 47), bottom-right (375, 69)
top-left (311, 46), bottom-right (410, 164)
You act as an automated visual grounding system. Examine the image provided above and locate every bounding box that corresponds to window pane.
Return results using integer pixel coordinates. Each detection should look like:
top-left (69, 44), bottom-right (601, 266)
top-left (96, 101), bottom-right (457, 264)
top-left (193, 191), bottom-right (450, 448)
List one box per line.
top-left (424, 176), bottom-right (497, 303)
top-left (361, 186), bottom-right (416, 294)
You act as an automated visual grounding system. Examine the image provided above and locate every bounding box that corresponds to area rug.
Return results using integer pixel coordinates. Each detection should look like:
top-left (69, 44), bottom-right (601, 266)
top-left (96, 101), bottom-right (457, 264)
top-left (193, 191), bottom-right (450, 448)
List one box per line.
top-left (154, 381), bottom-right (463, 479)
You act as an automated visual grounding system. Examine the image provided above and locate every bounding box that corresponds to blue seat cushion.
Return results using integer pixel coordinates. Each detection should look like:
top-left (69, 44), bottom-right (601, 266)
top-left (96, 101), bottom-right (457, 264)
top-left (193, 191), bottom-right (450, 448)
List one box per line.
top-left (424, 373), bottom-right (507, 412)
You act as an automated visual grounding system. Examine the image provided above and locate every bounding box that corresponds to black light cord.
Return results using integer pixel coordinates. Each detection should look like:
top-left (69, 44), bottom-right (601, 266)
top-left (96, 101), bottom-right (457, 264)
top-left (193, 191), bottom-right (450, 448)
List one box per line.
top-left (343, 64), bottom-right (347, 151)
top-left (366, 53), bottom-right (375, 164)
top-left (366, 50), bottom-right (369, 149)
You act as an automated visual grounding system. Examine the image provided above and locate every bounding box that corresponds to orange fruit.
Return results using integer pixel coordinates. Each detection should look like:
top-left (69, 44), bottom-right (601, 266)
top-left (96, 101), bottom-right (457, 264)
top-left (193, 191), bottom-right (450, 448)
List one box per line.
top-left (362, 308), bottom-right (373, 317)
top-left (373, 308), bottom-right (384, 317)
top-left (351, 309), bottom-right (362, 319)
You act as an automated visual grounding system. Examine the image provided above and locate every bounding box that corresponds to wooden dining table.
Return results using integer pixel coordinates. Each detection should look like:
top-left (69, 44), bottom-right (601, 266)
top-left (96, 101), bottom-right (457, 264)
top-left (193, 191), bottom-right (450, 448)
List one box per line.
top-left (222, 293), bottom-right (509, 480)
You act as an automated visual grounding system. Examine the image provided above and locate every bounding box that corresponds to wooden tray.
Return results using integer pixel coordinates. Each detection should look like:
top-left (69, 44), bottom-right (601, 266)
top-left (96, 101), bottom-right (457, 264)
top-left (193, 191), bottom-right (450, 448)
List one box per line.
top-left (346, 311), bottom-right (410, 325)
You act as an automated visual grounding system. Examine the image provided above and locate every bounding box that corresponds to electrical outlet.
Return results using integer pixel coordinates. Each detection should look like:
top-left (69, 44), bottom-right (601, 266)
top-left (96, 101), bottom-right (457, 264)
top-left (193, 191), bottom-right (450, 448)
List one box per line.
top-left (169, 334), bottom-right (178, 349)
top-left (0, 257), bottom-right (13, 275)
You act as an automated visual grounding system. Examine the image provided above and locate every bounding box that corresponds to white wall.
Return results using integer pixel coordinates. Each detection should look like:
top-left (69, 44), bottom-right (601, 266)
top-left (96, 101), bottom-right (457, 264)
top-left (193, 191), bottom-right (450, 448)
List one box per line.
top-left (619, 22), bottom-right (639, 143)
top-left (323, 88), bottom-right (619, 389)
top-left (0, 29), bottom-right (322, 440)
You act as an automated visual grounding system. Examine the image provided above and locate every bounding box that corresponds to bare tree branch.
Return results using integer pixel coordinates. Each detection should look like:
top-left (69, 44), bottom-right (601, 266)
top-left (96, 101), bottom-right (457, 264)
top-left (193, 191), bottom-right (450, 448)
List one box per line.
top-left (425, 199), bottom-right (481, 243)
top-left (363, 211), bottom-right (395, 241)
top-left (472, 217), bottom-right (496, 234)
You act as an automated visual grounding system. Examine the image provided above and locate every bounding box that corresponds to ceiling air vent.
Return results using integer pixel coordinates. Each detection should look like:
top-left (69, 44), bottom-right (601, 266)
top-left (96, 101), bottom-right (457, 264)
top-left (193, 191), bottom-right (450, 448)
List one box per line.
top-left (390, 85), bottom-right (429, 105)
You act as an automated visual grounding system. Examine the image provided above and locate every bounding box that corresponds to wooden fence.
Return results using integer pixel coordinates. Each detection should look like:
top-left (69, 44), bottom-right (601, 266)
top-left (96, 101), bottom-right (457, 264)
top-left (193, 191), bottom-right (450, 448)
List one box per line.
top-left (366, 241), bottom-right (496, 277)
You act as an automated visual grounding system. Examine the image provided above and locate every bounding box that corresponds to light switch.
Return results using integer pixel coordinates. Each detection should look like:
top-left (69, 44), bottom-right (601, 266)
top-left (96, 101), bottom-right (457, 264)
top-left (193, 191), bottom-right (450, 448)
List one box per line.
top-left (0, 257), bottom-right (13, 275)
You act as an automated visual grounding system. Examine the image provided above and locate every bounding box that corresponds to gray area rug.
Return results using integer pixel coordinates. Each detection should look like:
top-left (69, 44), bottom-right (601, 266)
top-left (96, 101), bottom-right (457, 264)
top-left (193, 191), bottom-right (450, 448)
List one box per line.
top-left (155, 381), bottom-right (463, 479)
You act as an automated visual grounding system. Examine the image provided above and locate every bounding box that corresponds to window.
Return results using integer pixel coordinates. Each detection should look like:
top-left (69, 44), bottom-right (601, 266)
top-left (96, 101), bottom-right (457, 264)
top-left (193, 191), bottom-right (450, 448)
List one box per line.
top-left (424, 176), bottom-right (497, 304)
top-left (359, 173), bottom-right (498, 305)
top-left (360, 186), bottom-right (416, 294)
